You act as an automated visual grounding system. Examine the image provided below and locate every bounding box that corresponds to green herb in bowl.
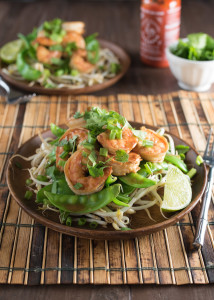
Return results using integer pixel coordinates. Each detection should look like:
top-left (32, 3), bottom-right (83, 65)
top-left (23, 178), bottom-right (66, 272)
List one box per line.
top-left (170, 33), bottom-right (214, 61)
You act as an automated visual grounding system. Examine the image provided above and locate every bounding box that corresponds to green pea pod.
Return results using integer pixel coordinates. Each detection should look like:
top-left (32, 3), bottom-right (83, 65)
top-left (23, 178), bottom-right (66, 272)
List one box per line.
top-left (164, 154), bottom-right (188, 173)
top-left (44, 184), bottom-right (121, 214)
top-left (119, 173), bottom-right (156, 189)
top-left (138, 161), bottom-right (168, 177)
top-left (50, 123), bottom-right (66, 137)
top-left (36, 184), bottom-right (52, 203)
top-left (16, 50), bottom-right (41, 80)
top-left (119, 181), bottom-right (136, 196)
top-left (36, 177), bottom-right (74, 204)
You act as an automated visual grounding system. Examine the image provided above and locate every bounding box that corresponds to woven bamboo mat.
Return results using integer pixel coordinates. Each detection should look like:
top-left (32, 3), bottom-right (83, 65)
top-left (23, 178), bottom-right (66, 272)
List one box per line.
top-left (0, 91), bottom-right (214, 285)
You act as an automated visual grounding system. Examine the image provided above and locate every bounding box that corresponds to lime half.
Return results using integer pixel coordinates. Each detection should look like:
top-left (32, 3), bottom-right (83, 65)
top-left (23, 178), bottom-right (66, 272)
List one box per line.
top-left (0, 39), bottom-right (24, 64)
top-left (161, 165), bottom-right (192, 212)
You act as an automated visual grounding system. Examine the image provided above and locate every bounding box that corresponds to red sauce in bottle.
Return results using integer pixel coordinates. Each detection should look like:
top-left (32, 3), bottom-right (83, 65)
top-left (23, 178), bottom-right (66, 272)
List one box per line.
top-left (140, 0), bottom-right (181, 67)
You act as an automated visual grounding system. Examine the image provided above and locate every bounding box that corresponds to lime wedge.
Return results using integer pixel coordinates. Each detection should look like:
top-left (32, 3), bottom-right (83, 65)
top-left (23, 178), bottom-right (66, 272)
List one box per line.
top-left (161, 165), bottom-right (192, 212)
top-left (0, 39), bottom-right (24, 64)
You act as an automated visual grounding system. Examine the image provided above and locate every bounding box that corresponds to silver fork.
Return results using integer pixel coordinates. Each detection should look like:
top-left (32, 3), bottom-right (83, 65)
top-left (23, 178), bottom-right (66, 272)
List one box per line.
top-left (193, 128), bottom-right (214, 247)
top-left (0, 77), bottom-right (35, 104)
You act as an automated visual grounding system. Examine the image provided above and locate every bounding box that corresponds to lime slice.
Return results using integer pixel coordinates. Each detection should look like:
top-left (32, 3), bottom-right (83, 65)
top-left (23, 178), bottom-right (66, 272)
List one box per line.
top-left (161, 165), bottom-right (192, 212)
top-left (0, 39), bottom-right (24, 64)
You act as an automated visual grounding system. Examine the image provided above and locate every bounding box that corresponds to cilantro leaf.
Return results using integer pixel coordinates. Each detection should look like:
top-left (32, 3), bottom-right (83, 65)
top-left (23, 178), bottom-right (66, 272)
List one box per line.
top-left (115, 150), bottom-right (129, 163)
top-left (74, 182), bottom-right (83, 190)
top-left (88, 165), bottom-right (105, 177)
top-left (73, 111), bottom-right (84, 119)
top-left (132, 129), bottom-right (147, 140)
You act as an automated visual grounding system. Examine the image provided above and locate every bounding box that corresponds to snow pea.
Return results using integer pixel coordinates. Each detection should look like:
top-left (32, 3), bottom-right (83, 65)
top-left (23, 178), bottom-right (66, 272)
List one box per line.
top-left (138, 161), bottom-right (168, 177)
top-left (164, 154), bottom-right (188, 173)
top-left (36, 177), bottom-right (74, 204)
top-left (50, 123), bottom-right (66, 137)
top-left (119, 173), bottom-right (156, 189)
top-left (16, 50), bottom-right (41, 80)
top-left (44, 184), bottom-right (121, 214)
top-left (119, 181), bottom-right (136, 196)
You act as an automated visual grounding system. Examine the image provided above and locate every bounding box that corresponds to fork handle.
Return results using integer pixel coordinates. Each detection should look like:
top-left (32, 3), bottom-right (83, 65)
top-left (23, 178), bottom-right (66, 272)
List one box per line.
top-left (193, 167), bottom-right (214, 247)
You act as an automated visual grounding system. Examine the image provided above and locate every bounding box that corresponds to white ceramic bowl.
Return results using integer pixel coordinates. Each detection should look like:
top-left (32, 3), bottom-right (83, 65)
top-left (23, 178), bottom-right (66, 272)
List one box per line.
top-left (166, 39), bottom-right (214, 92)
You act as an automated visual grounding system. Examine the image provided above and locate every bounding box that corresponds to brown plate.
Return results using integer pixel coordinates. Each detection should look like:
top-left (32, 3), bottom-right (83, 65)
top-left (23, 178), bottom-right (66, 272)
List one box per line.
top-left (7, 122), bottom-right (207, 240)
top-left (0, 39), bottom-right (130, 95)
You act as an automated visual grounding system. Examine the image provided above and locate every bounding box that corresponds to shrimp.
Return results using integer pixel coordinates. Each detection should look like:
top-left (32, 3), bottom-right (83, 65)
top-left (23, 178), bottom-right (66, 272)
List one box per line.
top-left (66, 117), bottom-right (86, 129)
top-left (62, 31), bottom-right (86, 49)
top-left (56, 128), bottom-right (88, 171)
top-left (69, 53), bottom-right (95, 73)
top-left (36, 45), bottom-right (62, 64)
top-left (62, 22), bottom-right (85, 34)
top-left (100, 152), bottom-right (141, 176)
top-left (133, 127), bottom-right (169, 162)
top-left (35, 31), bottom-right (58, 46)
top-left (64, 149), bottom-right (112, 195)
top-left (97, 127), bottom-right (138, 155)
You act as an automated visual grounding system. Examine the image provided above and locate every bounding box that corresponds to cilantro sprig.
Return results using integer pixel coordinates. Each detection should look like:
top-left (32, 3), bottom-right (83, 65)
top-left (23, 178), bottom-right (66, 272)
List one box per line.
top-left (115, 150), bottom-right (129, 163)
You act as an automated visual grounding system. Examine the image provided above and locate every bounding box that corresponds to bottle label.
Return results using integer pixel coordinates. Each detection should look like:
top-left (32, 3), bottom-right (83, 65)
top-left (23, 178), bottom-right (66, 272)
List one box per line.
top-left (140, 4), bottom-right (181, 64)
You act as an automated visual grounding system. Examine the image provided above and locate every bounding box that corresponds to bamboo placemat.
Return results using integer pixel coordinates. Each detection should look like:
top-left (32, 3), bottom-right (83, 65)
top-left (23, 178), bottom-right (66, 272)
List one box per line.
top-left (0, 91), bottom-right (214, 285)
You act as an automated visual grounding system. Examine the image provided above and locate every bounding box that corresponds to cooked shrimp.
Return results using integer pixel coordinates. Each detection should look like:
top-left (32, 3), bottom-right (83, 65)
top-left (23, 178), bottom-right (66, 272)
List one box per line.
top-left (97, 127), bottom-right (138, 155)
top-left (62, 31), bottom-right (86, 48)
top-left (133, 127), bottom-right (169, 162)
top-left (56, 128), bottom-right (88, 171)
top-left (69, 53), bottom-right (95, 73)
top-left (66, 117), bottom-right (86, 129)
top-left (62, 22), bottom-right (85, 34)
top-left (100, 152), bottom-right (141, 176)
top-left (64, 149), bottom-right (112, 195)
top-left (36, 45), bottom-right (62, 64)
top-left (35, 30), bottom-right (58, 46)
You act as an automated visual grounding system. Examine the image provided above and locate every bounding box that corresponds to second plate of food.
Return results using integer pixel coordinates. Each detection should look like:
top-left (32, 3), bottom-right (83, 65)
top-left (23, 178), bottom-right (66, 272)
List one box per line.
top-left (0, 19), bottom-right (130, 95)
top-left (7, 108), bottom-right (207, 240)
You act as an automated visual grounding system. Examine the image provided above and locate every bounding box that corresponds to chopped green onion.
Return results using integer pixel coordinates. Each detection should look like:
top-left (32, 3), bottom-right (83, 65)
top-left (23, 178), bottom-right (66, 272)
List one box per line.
top-left (24, 190), bottom-right (33, 200)
top-left (58, 160), bottom-right (66, 168)
top-left (109, 129), bottom-right (117, 140)
top-left (144, 162), bottom-right (152, 175)
top-left (26, 179), bottom-right (33, 186)
top-left (99, 148), bottom-right (108, 157)
top-left (121, 227), bottom-right (131, 231)
top-left (71, 69), bottom-right (79, 76)
top-left (89, 221), bottom-right (98, 229)
top-left (82, 142), bottom-right (94, 151)
top-left (88, 150), bottom-right (97, 166)
top-left (142, 140), bottom-right (154, 147)
top-left (60, 151), bottom-right (69, 159)
top-left (196, 155), bottom-right (204, 166)
top-left (74, 182), bottom-right (83, 190)
top-left (36, 175), bottom-right (49, 182)
top-left (110, 63), bottom-right (120, 74)
top-left (115, 130), bottom-right (122, 139)
top-left (113, 198), bottom-right (129, 207)
top-left (66, 216), bottom-right (72, 226)
top-left (78, 218), bottom-right (86, 226)
top-left (15, 161), bottom-right (22, 169)
top-left (187, 168), bottom-right (197, 179)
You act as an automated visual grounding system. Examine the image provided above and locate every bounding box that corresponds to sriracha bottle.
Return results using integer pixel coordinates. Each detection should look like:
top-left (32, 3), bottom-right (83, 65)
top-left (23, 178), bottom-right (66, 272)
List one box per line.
top-left (140, 0), bottom-right (181, 67)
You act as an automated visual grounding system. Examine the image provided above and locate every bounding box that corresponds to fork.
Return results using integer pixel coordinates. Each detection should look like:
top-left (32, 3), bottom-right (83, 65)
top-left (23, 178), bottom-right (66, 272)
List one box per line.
top-left (193, 128), bottom-right (214, 247)
top-left (0, 77), bottom-right (36, 104)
